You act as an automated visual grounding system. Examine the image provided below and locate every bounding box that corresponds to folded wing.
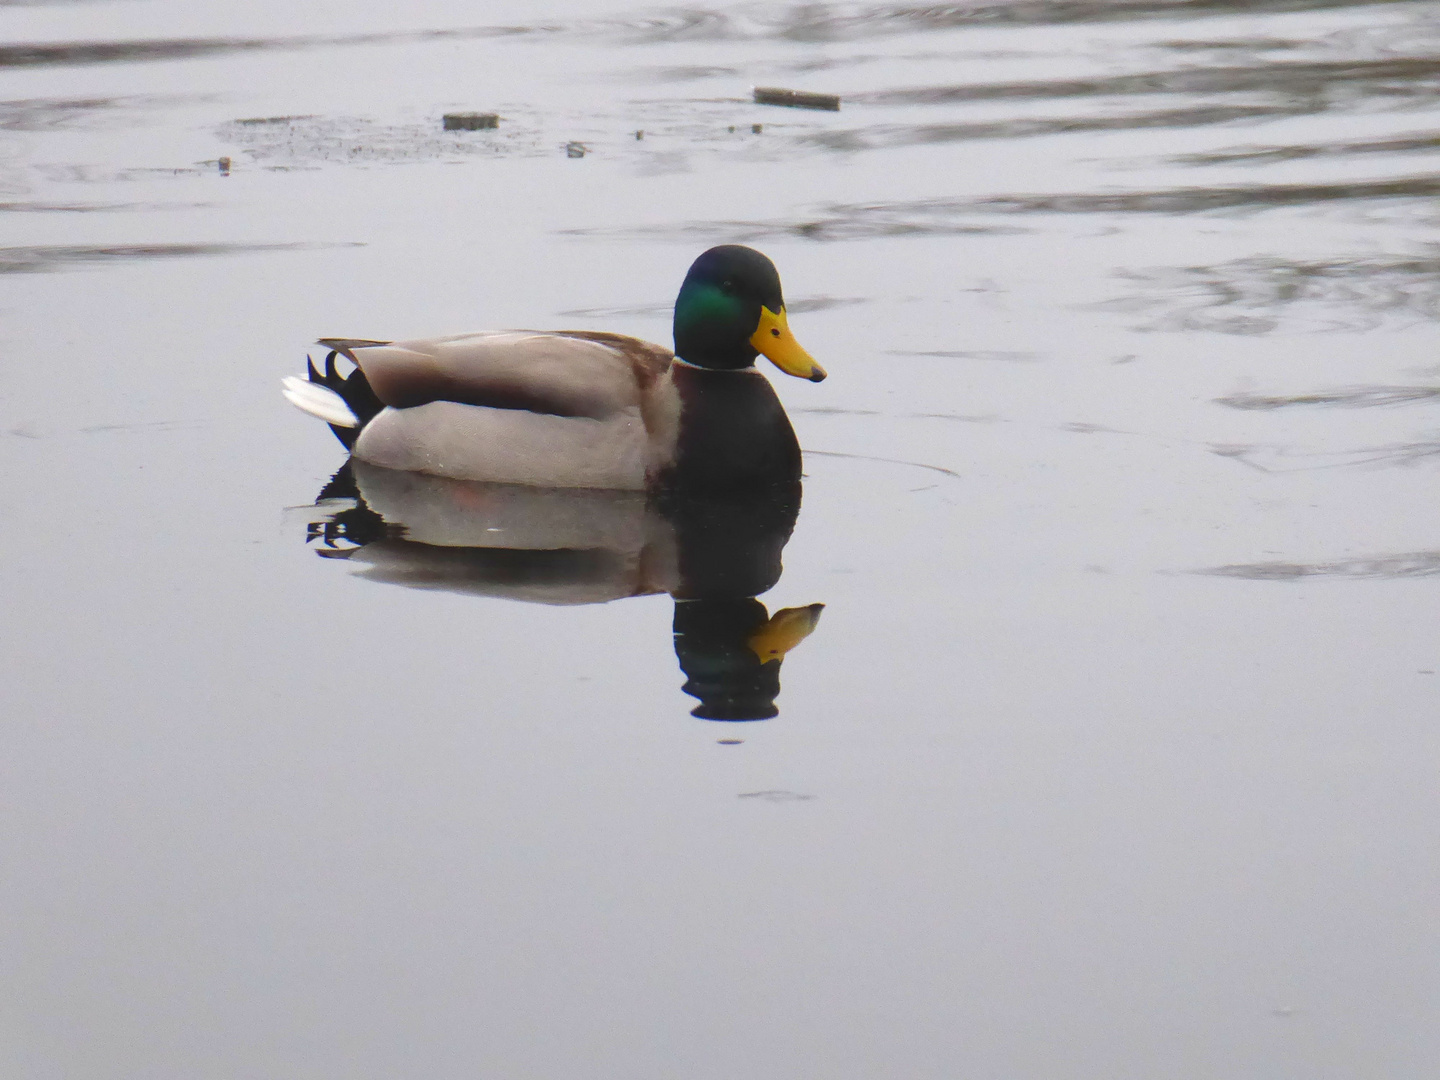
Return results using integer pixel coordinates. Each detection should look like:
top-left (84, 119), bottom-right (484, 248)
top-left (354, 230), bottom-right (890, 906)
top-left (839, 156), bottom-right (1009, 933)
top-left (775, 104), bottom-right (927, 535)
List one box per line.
top-left (322, 331), bottom-right (672, 421)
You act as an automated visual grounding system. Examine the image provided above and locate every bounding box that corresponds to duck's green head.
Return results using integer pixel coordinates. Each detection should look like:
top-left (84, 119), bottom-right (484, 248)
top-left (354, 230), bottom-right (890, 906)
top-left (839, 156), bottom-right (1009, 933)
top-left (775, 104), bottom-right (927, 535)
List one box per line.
top-left (672, 245), bottom-right (827, 382)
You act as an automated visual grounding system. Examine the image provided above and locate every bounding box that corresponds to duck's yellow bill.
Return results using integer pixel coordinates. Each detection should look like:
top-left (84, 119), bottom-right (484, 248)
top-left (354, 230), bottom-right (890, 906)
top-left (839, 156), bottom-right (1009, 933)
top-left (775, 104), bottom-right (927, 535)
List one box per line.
top-left (748, 603), bottom-right (826, 663)
top-left (751, 306), bottom-right (827, 382)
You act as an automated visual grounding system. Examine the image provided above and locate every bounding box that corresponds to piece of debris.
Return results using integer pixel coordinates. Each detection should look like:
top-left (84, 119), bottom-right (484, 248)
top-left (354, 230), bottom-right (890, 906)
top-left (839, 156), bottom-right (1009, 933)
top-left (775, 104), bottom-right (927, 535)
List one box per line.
top-left (635, 129), bottom-right (644, 140)
top-left (738, 790), bottom-right (815, 802)
top-left (727, 125), bottom-right (735, 133)
top-left (443, 112), bottom-right (499, 131)
top-left (753, 87), bottom-right (840, 111)
top-left (217, 156), bottom-right (231, 176)
top-left (234, 115), bottom-right (314, 126)
top-left (565, 141), bottom-right (587, 158)
top-left (751, 123), bottom-right (763, 134)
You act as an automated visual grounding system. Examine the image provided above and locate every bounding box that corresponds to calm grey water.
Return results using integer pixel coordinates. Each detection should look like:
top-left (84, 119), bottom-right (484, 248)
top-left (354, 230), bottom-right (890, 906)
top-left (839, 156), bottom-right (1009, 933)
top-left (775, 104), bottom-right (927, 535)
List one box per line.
top-left (4, 2), bottom-right (1439, 1077)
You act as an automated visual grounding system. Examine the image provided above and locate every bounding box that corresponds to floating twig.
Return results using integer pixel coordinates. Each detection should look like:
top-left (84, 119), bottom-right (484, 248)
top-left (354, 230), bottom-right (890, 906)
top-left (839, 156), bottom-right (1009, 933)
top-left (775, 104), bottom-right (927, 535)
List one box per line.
top-left (442, 112), bottom-right (498, 131)
top-left (753, 86), bottom-right (840, 111)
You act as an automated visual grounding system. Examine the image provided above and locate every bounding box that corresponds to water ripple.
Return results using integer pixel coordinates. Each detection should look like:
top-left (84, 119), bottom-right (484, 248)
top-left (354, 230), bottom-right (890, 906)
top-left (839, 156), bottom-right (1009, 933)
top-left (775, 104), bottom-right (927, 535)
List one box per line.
top-left (0, 25), bottom-right (541, 69)
top-left (0, 96), bottom-right (189, 131)
top-left (577, 176), bottom-right (1440, 244)
top-left (1114, 249), bottom-right (1440, 333)
top-left (853, 55), bottom-right (1440, 108)
top-left (0, 241), bottom-right (353, 274)
top-left (1171, 129), bottom-right (1440, 166)
top-left (805, 104), bottom-right (1291, 151)
top-left (958, 175), bottom-right (1440, 214)
top-left (1202, 550), bottom-right (1440, 580)
top-left (1216, 386), bottom-right (1440, 410)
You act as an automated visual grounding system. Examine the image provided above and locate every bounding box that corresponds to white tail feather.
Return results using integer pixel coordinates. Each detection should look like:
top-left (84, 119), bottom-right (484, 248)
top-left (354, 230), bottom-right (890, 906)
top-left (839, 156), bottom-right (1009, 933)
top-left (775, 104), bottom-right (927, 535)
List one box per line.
top-left (282, 375), bottom-right (359, 428)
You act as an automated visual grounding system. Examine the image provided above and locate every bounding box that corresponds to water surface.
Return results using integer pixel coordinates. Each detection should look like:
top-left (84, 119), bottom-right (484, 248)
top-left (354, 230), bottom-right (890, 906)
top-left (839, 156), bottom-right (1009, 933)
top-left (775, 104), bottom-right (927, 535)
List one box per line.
top-left (3, 2), bottom-right (1439, 1077)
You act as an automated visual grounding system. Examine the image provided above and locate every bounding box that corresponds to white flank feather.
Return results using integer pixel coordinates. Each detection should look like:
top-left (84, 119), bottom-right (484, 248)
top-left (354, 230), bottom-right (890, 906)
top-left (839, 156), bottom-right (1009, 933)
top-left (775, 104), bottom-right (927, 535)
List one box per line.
top-left (282, 375), bottom-right (359, 428)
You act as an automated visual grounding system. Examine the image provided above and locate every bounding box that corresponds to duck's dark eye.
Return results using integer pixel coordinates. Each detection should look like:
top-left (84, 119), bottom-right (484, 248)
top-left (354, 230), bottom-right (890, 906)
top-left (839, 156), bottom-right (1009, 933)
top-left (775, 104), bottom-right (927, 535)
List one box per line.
top-left (771, 328), bottom-right (781, 337)
top-left (720, 279), bottom-right (735, 293)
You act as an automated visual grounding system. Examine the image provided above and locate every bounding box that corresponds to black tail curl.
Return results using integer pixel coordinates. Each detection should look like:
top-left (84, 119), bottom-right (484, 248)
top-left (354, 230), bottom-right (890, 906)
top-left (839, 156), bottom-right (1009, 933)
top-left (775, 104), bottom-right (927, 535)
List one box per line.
top-left (306, 460), bottom-right (395, 554)
top-left (306, 349), bottom-right (385, 449)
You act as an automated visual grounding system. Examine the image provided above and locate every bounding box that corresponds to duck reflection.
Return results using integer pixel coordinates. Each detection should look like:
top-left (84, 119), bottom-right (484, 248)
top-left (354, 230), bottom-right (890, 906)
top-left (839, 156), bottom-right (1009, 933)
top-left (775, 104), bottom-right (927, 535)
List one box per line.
top-left (304, 460), bottom-right (823, 721)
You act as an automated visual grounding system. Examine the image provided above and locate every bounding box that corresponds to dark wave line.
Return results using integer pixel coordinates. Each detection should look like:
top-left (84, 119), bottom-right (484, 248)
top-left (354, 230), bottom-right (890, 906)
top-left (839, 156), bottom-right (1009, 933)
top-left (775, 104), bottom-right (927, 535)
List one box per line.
top-left (0, 242), bottom-right (359, 274)
top-left (851, 55), bottom-right (1440, 107)
top-left (0, 25), bottom-right (539, 69)
top-left (5, 0), bottom-right (1417, 68)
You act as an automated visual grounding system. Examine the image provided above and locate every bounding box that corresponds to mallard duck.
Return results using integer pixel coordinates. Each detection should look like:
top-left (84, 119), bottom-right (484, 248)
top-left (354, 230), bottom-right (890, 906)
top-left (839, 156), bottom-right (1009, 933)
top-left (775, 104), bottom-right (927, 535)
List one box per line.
top-left (282, 245), bottom-right (826, 493)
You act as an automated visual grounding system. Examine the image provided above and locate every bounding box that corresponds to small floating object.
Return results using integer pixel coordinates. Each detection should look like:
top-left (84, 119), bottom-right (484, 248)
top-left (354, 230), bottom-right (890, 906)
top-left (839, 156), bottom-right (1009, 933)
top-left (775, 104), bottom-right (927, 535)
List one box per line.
top-left (635, 129), bottom-right (644, 140)
top-left (717, 739), bottom-right (743, 745)
top-left (565, 141), bottom-right (587, 158)
top-left (443, 112), bottom-right (499, 131)
top-left (217, 156), bottom-right (231, 176)
top-left (753, 86), bottom-right (840, 111)
top-left (751, 123), bottom-right (763, 134)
